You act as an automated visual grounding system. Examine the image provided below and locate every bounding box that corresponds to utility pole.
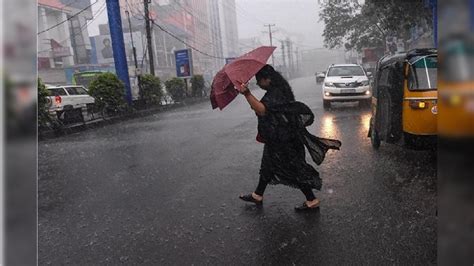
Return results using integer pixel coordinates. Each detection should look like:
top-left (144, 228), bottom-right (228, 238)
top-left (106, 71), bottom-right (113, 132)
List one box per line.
top-left (281, 40), bottom-right (287, 78)
top-left (125, 10), bottom-right (142, 100)
top-left (144, 0), bottom-right (155, 75)
top-left (294, 46), bottom-right (299, 77)
top-left (264, 24), bottom-right (276, 65)
top-left (286, 38), bottom-right (292, 78)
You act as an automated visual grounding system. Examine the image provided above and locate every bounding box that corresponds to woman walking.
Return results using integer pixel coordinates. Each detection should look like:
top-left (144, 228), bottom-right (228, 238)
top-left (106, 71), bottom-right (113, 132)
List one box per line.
top-left (237, 64), bottom-right (341, 211)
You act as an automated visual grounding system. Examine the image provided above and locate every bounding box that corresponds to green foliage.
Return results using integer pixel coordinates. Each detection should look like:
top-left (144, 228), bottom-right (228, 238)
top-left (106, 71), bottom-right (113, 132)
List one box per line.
top-left (320, 0), bottom-right (432, 51)
top-left (140, 74), bottom-right (163, 105)
top-left (165, 77), bottom-right (186, 102)
top-left (191, 75), bottom-right (205, 97)
top-left (38, 78), bottom-right (51, 127)
top-left (88, 72), bottom-right (127, 112)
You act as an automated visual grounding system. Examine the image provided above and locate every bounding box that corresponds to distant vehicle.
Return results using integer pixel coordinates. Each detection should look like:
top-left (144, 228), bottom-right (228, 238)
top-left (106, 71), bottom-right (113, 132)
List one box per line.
top-left (322, 64), bottom-right (371, 109)
top-left (315, 71), bottom-right (326, 83)
top-left (46, 85), bottom-right (95, 123)
top-left (368, 48), bottom-right (437, 149)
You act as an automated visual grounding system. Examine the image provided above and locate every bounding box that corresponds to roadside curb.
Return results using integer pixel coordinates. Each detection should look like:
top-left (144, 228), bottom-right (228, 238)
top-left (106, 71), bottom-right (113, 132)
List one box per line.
top-left (39, 97), bottom-right (209, 141)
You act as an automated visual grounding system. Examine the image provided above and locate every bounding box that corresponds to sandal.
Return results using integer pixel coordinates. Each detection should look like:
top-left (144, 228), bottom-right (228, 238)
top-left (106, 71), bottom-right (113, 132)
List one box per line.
top-left (239, 194), bottom-right (263, 205)
top-left (294, 201), bottom-right (320, 211)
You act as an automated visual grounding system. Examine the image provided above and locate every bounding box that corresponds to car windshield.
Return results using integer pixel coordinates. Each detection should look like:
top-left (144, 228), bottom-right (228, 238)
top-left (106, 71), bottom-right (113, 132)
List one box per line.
top-left (327, 66), bottom-right (365, 76)
top-left (409, 56), bottom-right (437, 90)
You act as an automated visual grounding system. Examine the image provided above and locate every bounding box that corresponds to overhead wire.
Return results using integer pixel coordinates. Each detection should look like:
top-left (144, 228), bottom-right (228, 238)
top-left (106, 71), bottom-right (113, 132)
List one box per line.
top-left (149, 17), bottom-right (226, 59)
top-left (38, 0), bottom-right (100, 35)
top-left (38, 1), bottom-right (107, 53)
top-left (126, 0), bottom-right (218, 55)
top-left (128, 1), bottom-right (227, 59)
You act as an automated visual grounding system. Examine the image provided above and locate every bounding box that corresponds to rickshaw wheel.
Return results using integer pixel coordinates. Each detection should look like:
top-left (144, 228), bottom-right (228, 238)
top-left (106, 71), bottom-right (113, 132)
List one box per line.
top-left (404, 133), bottom-right (417, 149)
top-left (370, 123), bottom-right (381, 149)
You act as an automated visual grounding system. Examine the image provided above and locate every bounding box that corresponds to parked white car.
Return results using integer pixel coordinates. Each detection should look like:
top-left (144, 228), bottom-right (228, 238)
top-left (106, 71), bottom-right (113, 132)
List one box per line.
top-left (322, 64), bottom-right (372, 109)
top-left (46, 85), bottom-right (95, 122)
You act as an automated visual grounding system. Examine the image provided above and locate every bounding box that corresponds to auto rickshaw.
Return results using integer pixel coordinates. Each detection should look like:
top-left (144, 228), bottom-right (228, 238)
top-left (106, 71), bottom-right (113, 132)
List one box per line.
top-left (368, 48), bottom-right (438, 149)
top-left (438, 36), bottom-right (474, 139)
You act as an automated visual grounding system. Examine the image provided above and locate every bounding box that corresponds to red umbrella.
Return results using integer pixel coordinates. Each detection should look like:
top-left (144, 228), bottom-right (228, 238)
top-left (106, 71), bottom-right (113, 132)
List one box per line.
top-left (210, 46), bottom-right (276, 110)
top-left (210, 69), bottom-right (239, 110)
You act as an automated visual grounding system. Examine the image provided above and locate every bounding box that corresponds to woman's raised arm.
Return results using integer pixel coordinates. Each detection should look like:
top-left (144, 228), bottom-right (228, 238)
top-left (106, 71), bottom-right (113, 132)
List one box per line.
top-left (237, 83), bottom-right (266, 116)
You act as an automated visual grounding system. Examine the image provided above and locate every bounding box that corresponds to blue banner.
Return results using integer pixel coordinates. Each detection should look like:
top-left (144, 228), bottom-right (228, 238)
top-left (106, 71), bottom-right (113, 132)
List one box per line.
top-left (175, 49), bottom-right (193, 78)
top-left (106, 0), bottom-right (132, 104)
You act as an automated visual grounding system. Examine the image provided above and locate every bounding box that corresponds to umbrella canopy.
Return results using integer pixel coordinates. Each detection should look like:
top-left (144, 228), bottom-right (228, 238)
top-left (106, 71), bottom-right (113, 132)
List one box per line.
top-left (210, 46), bottom-right (276, 110)
top-left (210, 69), bottom-right (238, 110)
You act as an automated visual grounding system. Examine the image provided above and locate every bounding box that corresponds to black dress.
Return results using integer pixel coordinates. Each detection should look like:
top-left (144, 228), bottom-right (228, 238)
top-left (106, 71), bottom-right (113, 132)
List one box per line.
top-left (257, 87), bottom-right (341, 191)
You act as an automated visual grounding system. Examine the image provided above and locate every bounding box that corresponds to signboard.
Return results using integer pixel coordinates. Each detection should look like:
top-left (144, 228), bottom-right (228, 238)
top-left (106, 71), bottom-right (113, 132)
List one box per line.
top-left (50, 39), bottom-right (71, 57)
top-left (92, 33), bottom-right (145, 65)
top-left (52, 46), bottom-right (72, 57)
top-left (93, 35), bottom-right (115, 64)
top-left (174, 49), bottom-right (193, 78)
top-left (225, 57), bottom-right (236, 64)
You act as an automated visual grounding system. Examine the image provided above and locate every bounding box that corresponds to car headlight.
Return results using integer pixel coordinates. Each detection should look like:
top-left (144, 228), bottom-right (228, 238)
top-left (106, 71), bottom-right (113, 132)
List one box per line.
top-left (324, 82), bottom-right (335, 87)
top-left (365, 90), bottom-right (371, 95)
top-left (324, 92), bottom-right (331, 96)
top-left (361, 80), bottom-right (369, 86)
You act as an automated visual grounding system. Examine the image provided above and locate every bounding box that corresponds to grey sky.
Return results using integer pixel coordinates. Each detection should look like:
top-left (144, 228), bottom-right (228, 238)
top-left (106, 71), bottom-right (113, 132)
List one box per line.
top-left (235, 0), bottom-right (325, 50)
top-left (88, 0), bottom-right (326, 49)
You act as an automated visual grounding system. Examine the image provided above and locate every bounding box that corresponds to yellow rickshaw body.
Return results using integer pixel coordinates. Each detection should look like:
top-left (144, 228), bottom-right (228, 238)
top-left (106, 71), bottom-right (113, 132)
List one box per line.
top-left (438, 80), bottom-right (474, 138)
top-left (402, 61), bottom-right (438, 136)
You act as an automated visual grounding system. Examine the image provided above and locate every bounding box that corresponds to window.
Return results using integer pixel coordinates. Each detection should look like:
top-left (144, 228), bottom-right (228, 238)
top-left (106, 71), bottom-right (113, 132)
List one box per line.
top-left (327, 66), bottom-right (365, 76)
top-left (75, 87), bottom-right (89, 95)
top-left (48, 88), bottom-right (67, 96)
top-left (65, 87), bottom-right (88, 95)
top-left (408, 56), bottom-right (437, 90)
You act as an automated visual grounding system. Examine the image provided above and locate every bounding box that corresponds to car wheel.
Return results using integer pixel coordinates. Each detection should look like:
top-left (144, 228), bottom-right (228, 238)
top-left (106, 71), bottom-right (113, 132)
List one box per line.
top-left (323, 100), bottom-right (331, 110)
top-left (370, 124), bottom-right (381, 149)
top-left (77, 109), bottom-right (85, 123)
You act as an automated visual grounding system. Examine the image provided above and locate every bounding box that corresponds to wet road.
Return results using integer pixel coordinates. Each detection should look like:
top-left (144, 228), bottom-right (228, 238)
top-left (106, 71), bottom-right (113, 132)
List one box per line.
top-left (39, 76), bottom-right (436, 265)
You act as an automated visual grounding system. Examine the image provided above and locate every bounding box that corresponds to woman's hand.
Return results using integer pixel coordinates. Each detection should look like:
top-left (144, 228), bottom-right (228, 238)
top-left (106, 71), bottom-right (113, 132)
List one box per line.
top-left (236, 82), bottom-right (250, 95)
top-left (237, 81), bottom-right (266, 116)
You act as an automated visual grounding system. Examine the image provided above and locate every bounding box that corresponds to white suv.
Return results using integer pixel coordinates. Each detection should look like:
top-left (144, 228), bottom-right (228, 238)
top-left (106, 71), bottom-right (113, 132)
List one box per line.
top-left (322, 64), bottom-right (371, 109)
top-left (46, 85), bottom-right (95, 122)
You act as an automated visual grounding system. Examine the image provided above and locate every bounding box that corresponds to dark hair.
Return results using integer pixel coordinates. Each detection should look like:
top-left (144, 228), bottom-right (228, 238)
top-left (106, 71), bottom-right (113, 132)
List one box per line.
top-left (256, 64), bottom-right (295, 101)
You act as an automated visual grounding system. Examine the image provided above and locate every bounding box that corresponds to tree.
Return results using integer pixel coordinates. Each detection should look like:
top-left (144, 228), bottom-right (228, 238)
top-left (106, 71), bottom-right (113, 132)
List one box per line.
top-left (191, 75), bottom-right (205, 97)
top-left (140, 74), bottom-right (163, 105)
top-left (38, 78), bottom-right (51, 128)
top-left (165, 78), bottom-right (186, 102)
top-left (88, 72), bottom-right (127, 113)
top-left (320, 0), bottom-right (432, 51)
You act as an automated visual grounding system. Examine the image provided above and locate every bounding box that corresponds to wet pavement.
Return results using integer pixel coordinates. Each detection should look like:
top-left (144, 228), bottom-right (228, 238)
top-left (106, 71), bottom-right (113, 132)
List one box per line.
top-left (39, 76), bottom-right (436, 265)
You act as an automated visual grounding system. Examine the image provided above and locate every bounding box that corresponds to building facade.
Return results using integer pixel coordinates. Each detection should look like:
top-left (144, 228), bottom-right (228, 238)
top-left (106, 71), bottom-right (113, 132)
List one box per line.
top-left (38, 0), bottom-right (94, 84)
top-left (38, 0), bottom-right (75, 72)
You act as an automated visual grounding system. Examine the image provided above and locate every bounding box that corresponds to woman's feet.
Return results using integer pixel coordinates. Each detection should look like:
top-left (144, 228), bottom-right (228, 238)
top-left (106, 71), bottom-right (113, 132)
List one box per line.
top-left (295, 198), bottom-right (320, 211)
top-left (239, 192), bottom-right (263, 205)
